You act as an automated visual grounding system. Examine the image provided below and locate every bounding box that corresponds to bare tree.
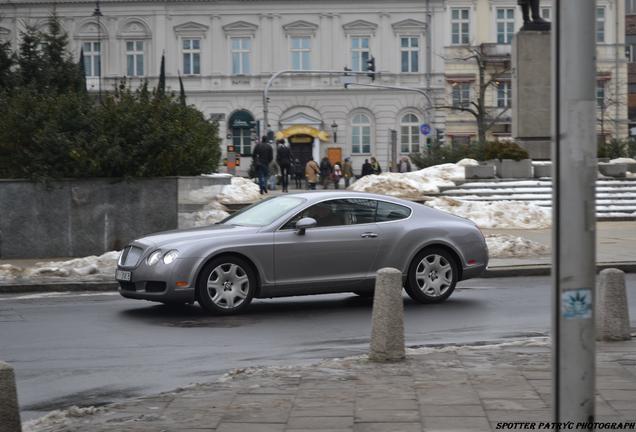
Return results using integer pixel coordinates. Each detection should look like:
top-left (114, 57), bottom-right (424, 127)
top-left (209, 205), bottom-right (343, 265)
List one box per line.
top-left (596, 76), bottom-right (628, 144)
top-left (436, 43), bottom-right (511, 144)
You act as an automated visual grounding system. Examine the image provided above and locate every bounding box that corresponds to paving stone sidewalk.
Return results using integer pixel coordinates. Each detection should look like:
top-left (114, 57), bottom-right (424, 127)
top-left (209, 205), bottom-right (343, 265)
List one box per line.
top-left (23, 338), bottom-right (636, 432)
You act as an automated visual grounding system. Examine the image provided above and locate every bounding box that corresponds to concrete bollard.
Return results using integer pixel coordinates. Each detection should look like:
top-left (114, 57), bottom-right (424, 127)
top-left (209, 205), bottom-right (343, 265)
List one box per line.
top-left (369, 267), bottom-right (405, 362)
top-left (596, 269), bottom-right (632, 341)
top-left (0, 361), bottom-right (22, 432)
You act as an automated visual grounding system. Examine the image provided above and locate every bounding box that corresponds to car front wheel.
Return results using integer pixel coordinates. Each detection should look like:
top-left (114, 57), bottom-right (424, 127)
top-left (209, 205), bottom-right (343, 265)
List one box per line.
top-left (405, 248), bottom-right (458, 304)
top-left (197, 256), bottom-right (256, 314)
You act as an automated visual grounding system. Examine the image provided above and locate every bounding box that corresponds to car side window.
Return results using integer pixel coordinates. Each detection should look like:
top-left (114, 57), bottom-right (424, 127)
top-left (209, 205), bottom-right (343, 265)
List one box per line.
top-left (376, 201), bottom-right (411, 222)
top-left (280, 199), bottom-right (378, 230)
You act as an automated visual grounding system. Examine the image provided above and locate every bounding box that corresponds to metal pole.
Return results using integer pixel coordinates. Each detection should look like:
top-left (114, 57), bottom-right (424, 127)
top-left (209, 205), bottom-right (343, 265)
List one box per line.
top-left (93, 1), bottom-right (103, 103)
top-left (552, 0), bottom-right (596, 427)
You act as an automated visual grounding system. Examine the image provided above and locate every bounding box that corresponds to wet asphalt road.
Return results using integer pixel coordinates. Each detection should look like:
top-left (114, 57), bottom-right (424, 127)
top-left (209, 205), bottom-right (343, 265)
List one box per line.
top-left (2, 275), bottom-right (636, 420)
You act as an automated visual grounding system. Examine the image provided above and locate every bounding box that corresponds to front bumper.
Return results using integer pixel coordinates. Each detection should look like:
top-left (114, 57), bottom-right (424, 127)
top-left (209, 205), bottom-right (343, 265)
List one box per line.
top-left (117, 256), bottom-right (199, 303)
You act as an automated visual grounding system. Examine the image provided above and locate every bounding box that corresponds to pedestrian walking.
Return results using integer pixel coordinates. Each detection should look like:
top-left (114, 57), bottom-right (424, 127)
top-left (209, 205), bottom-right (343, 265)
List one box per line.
top-left (305, 157), bottom-right (320, 190)
top-left (293, 158), bottom-right (304, 189)
top-left (319, 157), bottom-right (333, 189)
top-left (276, 139), bottom-right (293, 193)
top-left (361, 159), bottom-right (373, 177)
top-left (268, 159), bottom-right (280, 191)
top-left (252, 136), bottom-right (273, 194)
top-left (398, 156), bottom-right (412, 173)
top-left (343, 158), bottom-right (354, 188)
top-left (370, 156), bottom-right (382, 175)
top-left (332, 162), bottom-right (342, 189)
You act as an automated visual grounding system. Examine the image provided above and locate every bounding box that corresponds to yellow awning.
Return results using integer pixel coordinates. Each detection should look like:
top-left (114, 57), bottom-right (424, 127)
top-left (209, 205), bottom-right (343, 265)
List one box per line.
top-left (275, 125), bottom-right (330, 142)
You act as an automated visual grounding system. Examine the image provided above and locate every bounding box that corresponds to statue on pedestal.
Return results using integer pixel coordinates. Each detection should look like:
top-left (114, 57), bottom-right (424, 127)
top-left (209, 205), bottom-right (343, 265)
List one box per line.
top-left (518, 0), bottom-right (551, 31)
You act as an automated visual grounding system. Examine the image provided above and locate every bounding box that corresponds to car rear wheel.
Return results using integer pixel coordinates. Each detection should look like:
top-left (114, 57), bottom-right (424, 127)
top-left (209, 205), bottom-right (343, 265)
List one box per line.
top-left (197, 256), bottom-right (256, 315)
top-left (405, 248), bottom-right (457, 304)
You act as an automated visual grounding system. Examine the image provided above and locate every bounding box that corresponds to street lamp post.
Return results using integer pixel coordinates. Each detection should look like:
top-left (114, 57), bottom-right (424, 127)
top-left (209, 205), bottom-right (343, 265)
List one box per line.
top-left (92, 1), bottom-right (103, 103)
top-left (331, 121), bottom-right (338, 143)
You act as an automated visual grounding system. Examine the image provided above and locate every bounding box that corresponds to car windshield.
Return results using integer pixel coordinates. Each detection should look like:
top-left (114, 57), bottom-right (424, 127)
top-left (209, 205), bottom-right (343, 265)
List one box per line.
top-left (222, 196), bottom-right (306, 227)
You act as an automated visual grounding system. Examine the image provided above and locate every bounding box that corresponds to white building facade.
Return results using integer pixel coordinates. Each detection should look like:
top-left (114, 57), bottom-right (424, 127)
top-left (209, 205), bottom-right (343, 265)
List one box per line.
top-left (0, 0), bottom-right (627, 174)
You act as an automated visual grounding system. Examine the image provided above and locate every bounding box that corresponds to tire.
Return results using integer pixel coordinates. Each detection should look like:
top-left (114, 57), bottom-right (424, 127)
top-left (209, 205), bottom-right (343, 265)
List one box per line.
top-left (405, 247), bottom-right (458, 304)
top-left (196, 256), bottom-right (256, 315)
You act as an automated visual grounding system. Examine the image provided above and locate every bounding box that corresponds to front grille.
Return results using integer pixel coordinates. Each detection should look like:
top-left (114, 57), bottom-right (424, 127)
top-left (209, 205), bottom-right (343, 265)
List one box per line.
top-left (120, 246), bottom-right (144, 267)
top-left (145, 281), bottom-right (167, 293)
top-left (119, 281), bottom-right (136, 291)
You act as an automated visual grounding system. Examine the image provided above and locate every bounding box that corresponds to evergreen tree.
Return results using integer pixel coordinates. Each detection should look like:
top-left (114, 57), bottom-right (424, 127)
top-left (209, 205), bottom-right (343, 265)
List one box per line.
top-left (157, 52), bottom-right (165, 96)
top-left (41, 11), bottom-right (80, 92)
top-left (77, 48), bottom-right (87, 93)
top-left (0, 39), bottom-right (15, 90)
top-left (178, 71), bottom-right (186, 106)
top-left (18, 25), bottom-right (45, 88)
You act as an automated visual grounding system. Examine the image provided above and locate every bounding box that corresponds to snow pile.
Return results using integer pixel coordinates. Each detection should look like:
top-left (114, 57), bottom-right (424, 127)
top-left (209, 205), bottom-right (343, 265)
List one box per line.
top-left (0, 251), bottom-right (119, 282)
top-left (348, 160), bottom-right (478, 198)
top-left (485, 234), bottom-right (550, 258)
top-left (610, 157), bottom-right (636, 164)
top-left (426, 197), bottom-right (551, 229)
top-left (216, 177), bottom-right (261, 204)
top-left (180, 202), bottom-right (230, 228)
top-left (23, 405), bottom-right (103, 432)
top-left (188, 185), bottom-right (225, 203)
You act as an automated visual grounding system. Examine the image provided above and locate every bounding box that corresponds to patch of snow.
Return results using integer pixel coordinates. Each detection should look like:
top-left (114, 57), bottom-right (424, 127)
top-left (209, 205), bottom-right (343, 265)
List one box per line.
top-left (485, 234), bottom-right (550, 258)
top-left (456, 158), bottom-right (479, 167)
top-left (216, 177), bottom-right (262, 204)
top-left (201, 173), bottom-right (233, 178)
top-left (348, 162), bottom-right (469, 199)
top-left (23, 405), bottom-right (104, 432)
top-left (0, 251), bottom-right (120, 282)
top-left (532, 161), bottom-right (552, 166)
top-left (426, 197), bottom-right (551, 229)
top-left (180, 209), bottom-right (230, 228)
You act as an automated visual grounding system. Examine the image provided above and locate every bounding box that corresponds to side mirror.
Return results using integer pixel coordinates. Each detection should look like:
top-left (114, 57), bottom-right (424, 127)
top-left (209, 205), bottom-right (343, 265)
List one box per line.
top-left (296, 217), bottom-right (317, 235)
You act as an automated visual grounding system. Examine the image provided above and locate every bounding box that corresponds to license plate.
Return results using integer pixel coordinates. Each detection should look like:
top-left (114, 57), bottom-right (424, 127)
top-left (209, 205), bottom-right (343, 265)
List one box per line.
top-left (116, 270), bottom-right (131, 281)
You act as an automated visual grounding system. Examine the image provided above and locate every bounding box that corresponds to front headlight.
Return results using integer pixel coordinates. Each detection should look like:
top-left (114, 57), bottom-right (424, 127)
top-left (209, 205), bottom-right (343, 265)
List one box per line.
top-left (163, 250), bottom-right (179, 265)
top-left (147, 250), bottom-right (162, 266)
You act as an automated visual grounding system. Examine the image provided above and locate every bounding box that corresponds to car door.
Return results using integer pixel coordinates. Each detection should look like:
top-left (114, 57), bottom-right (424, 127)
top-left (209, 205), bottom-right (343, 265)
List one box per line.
top-left (273, 198), bottom-right (380, 288)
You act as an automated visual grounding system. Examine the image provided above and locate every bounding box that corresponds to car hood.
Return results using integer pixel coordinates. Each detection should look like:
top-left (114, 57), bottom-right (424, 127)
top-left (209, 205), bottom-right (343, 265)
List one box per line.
top-left (134, 224), bottom-right (261, 249)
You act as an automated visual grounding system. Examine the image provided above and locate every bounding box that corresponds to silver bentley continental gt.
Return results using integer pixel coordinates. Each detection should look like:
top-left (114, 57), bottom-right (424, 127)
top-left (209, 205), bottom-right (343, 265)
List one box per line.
top-left (116, 191), bottom-right (488, 314)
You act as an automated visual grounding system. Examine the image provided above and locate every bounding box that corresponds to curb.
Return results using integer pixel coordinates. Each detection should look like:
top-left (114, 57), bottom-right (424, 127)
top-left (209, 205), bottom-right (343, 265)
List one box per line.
top-left (0, 281), bottom-right (118, 294)
top-left (483, 262), bottom-right (636, 278)
top-left (1, 262), bottom-right (635, 293)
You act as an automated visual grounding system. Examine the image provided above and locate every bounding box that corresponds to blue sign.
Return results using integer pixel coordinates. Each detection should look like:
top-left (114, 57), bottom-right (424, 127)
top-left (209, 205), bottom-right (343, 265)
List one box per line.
top-left (420, 123), bottom-right (431, 136)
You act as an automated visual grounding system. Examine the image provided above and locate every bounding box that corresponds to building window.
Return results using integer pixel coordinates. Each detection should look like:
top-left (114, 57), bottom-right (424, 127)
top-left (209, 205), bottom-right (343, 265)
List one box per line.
top-left (231, 37), bottom-right (251, 75)
top-left (83, 41), bottom-right (100, 77)
top-left (290, 36), bottom-right (311, 71)
top-left (451, 83), bottom-right (471, 108)
top-left (351, 113), bottom-right (371, 154)
top-left (351, 37), bottom-right (370, 72)
top-left (596, 7), bottom-right (605, 43)
top-left (400, 37), bottom-right (419, 73)
top-left (541, 7), bottom-right (551, 20)
top-left (451, 8), bottom-right (470, 45)
top-left (183, 39), bottom-right (200, 75)
top-left (628, 0), bottom-right (636, 14)
top-left (497, 81), bottom-right (511, 108)
top-left (496, 8), bottom-right (515, 44)
top-left (126, 40), bottom-right (144, 77)
top-left (597, 81), bottom-right (606, 109)
top-left (400, 113), bottom-right (420, 154)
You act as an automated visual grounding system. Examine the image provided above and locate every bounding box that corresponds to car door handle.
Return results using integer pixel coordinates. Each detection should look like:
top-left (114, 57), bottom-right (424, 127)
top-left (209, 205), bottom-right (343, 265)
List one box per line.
top-left (361, 232), bottom-right (378, 238)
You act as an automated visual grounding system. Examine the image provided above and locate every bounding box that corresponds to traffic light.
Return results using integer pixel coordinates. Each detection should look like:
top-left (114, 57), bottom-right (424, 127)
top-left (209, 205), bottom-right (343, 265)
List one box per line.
top-left (366, 57), bottom-right (376, 81)
top-left (436, 129), bottom-right (445, 143)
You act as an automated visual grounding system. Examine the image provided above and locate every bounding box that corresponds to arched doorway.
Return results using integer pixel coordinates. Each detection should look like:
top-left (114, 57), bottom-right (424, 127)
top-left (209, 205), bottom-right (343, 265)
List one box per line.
top-left (275, 125), bottom-right (330, 168)
top-left (287, 134), bottom-right (314, 168)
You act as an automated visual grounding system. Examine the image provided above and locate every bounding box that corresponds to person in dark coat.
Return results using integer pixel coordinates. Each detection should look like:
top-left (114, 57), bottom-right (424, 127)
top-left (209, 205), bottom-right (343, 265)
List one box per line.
top-left (252, 136), bottom-right (273, 194)
top-left (276, 139), bottom-right (293, 193)
top-left (319, 157), bottom-right (333, 189)
top-left (370, 157), bottom-right (382, 175)
top-left (361, 159), bottom-right (373, 177)
top-left (293, 158), bottom-right (304, 189)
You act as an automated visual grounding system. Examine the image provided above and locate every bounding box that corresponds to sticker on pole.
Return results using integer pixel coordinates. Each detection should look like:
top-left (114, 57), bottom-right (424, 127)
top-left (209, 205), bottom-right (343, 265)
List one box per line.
top-left (561, 289), bottom-right (592, 320)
